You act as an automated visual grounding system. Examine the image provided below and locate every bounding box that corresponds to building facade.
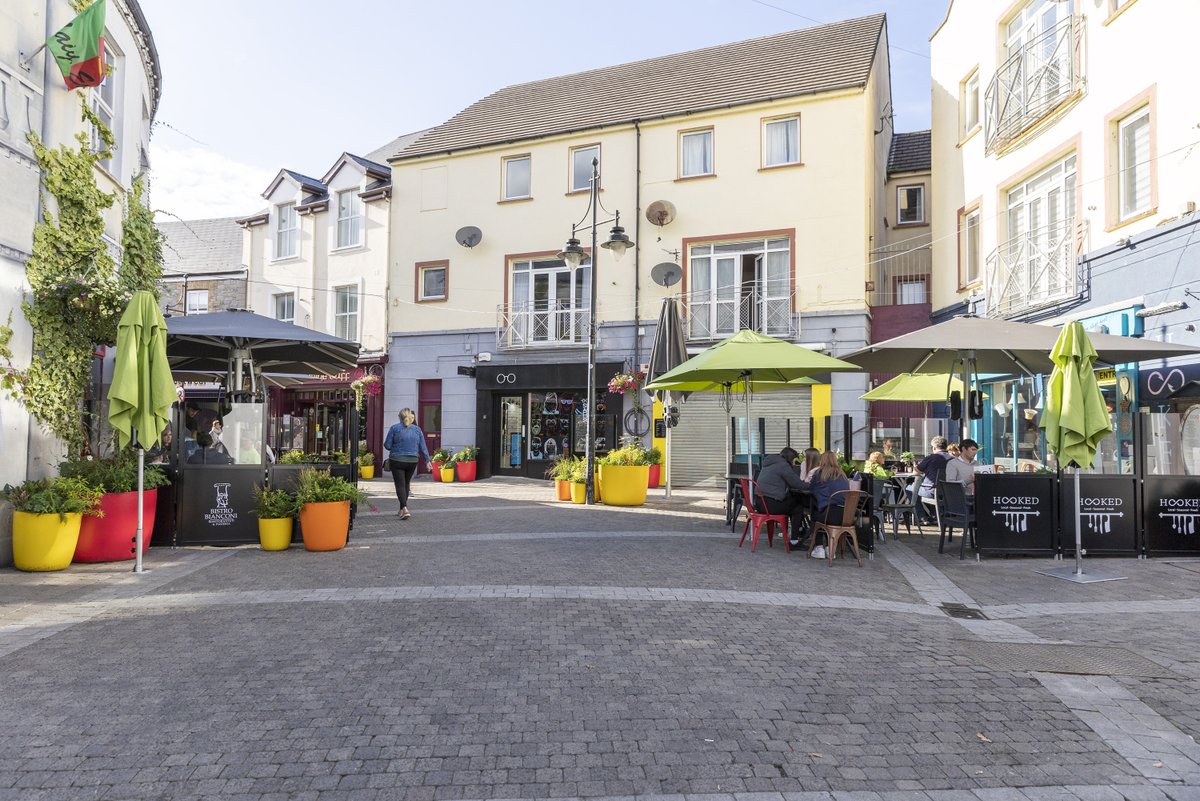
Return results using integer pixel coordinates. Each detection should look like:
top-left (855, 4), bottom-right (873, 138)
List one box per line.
top-left (0, 0), bottom-right (160, 564)
top-left (930, 0), bottom-right (1200, 472)
top-left (386, 15), bottom-right (894, 483)
top-left (158, 217), bottom-right (247, 318)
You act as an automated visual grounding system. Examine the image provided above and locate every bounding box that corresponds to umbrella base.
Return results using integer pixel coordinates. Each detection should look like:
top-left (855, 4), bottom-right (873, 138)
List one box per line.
top-left (1035, 565), bottom-right (1127, 583)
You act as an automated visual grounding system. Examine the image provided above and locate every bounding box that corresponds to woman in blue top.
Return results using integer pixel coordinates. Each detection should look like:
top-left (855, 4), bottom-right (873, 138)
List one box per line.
top-left (808, 450), bottom-right (851, 527)
top-left (383, 408), bottom-right (430, 520)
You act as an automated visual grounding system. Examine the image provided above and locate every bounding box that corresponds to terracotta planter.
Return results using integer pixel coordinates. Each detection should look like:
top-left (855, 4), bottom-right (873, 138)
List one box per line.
top-left (455, 461), bottom-right (477, 482)
top-left (359, 465), bottom-right (375, 480)
top-left (13, 511), bottom-right (83, 572)
top-left (555, 479), bottom-right (572, 501)
top-left (570, 482), bottom-right (587, 504)
top-left (647, 463), bottom-right (661, 488)
top-left (430, 461), bottom-right (444, 481)
top-left (74, 489), bottom-right (158, 563)
top-left (258, 518), bottom-right (293, 551)
top-left (440, 465), bottom-right (455, 482)
top-left (597, 464), bottom-right (649, 506)
top-left (298, 500), bottom-right (350, 551)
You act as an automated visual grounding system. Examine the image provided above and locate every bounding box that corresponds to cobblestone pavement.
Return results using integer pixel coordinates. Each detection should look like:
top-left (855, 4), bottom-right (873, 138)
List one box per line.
top-left (1, 476), bottom-right (1199, 801)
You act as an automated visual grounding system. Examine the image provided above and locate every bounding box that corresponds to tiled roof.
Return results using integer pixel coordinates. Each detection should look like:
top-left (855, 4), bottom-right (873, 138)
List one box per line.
top-left (887, 130), bottom-right (931, 175)
top-left (398, 14), bottom-right (885, 160)
top-left (283, 170), bottom-right (326, 193)
top-left (367, 129), bottom-right (432, 164)
top-left (159, 218), bottom-right (244, 275)
top-left (346, 153), bottom-right (390, 177)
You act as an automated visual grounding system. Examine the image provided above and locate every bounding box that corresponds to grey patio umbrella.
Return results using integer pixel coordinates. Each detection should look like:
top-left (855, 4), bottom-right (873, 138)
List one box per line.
top-left (646, 298), bottom-right (689, 497)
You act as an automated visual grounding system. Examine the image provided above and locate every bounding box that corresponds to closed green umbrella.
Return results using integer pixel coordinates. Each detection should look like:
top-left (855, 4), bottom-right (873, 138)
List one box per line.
top-left (107, 290), bottom-right (176, 573)
top-left (1038, 321), bottom-right (1121, 583)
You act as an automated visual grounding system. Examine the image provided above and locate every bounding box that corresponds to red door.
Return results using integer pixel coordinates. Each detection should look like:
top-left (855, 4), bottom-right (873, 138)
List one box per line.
top-left (417, 379), bottom-right (442, 473)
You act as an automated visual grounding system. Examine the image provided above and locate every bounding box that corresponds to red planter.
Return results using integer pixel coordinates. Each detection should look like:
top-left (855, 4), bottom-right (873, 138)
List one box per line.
top-left (430, 461), bottom-right (444, 481)
top-left (74, 489), bottom-right (157, 563)
top-left (648, 464), bottom-right (661, 488)
top-left (455, 461), bottom-right (477, 482)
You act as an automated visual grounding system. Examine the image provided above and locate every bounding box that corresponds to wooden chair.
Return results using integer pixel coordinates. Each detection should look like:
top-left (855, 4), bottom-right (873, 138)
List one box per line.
top-left (810, 489), bottom-right (864, 566)
top-left (936, 480), bottom-right (976, 559)
top-left (738, 479), bottom-right (791, 553)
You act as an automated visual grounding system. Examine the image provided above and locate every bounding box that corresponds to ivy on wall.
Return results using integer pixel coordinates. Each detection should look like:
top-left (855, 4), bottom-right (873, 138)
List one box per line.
top-left (120, 177), bottom-right (164, 295)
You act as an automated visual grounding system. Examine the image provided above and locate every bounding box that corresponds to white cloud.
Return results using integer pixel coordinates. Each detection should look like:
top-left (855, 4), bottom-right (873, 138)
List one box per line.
top-left (148, 143), bottom-right (274, 221)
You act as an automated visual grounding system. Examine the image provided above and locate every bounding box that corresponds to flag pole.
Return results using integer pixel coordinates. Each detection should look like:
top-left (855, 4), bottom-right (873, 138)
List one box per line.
top-left (18, 43), bottom-right (47, 71)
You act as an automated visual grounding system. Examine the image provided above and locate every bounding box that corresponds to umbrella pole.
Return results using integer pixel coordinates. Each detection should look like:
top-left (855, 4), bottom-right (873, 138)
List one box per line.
top-left (134, 428), bottom-right (145, 574)
top-left (664, 391), bottom-right (673, 499)
top-left (1073, 466), bottom-right (1083, 576)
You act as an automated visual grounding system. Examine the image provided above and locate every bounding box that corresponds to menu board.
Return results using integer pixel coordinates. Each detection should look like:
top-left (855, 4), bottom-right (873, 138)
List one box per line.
top-left (527, 391), bottom-right (574, 462)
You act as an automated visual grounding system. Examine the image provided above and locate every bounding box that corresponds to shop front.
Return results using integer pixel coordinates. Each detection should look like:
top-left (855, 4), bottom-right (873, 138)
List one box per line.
top-left (270, 358), bottom-right (386, 465)
top-left (474, 361), bottom-right (623, 480)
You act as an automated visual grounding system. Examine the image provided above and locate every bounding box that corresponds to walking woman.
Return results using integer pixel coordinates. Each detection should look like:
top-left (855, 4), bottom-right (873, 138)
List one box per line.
top-left (384, 408), bottom-right (430, 520)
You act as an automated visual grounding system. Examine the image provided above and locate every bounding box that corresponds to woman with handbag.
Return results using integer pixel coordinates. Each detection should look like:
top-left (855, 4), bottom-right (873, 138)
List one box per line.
top-left (383, 408), bottom-right (431, 520)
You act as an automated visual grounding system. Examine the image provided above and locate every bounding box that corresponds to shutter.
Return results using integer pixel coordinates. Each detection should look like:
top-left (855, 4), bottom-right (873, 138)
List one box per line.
top-left (669, 388), bottom-right (813, 488)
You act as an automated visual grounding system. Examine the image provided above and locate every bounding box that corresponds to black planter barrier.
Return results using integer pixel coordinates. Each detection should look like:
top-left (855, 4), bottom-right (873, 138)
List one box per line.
top-left (975, 473), bottom-right (1057, 556)
top-left (1143, 476), bottom-right (1200, 556)
top-left (1058, 475), bottom-right (1139, 556)
top-left (175, 465), bottom-right (264, 546)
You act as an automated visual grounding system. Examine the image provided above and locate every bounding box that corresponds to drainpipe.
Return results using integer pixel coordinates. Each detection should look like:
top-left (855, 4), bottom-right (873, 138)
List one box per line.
top-left (633, 121), bottom-right (642, 367)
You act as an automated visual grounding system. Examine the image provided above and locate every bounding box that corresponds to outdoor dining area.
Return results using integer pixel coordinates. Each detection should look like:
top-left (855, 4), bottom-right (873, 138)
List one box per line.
top-left (645, 308), bottom-right (1200, 570)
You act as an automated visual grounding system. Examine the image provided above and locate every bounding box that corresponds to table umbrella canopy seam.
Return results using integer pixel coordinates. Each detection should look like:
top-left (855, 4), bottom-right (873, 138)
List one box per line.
top-left (166, 310), bottom-right (360, 376)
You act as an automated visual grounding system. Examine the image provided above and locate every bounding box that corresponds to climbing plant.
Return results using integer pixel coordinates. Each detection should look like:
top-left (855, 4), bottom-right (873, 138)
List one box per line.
top-left (119, 176), bottom-right (164, 296)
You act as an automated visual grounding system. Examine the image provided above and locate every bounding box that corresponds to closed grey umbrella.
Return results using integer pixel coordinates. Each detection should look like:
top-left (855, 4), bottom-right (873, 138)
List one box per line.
top-left (646, 298), bottom-right (688, 497)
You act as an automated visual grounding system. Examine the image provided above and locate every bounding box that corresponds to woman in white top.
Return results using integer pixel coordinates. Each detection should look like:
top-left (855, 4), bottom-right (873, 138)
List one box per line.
top-left (796, 447), bottom-right (820, 482)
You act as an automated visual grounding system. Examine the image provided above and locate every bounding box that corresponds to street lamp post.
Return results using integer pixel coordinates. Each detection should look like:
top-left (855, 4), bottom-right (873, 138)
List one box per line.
top-left (556, 157), bottom-right (633, 504)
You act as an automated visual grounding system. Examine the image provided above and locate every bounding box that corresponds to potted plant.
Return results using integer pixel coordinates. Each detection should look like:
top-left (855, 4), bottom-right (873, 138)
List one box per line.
top-left (900, 451), bottom-right (916, 471)
top-left (597, 443), bottom-right (651, 507)
top-left (454, 446), bottom-right (480, 482)
top-left (58, 453), bottom-right (170, 563)
top-left (430, 448), bottom-right (453, 482)
top-left (358, 451), bottom-right (375, 480)
top-left (546, 455), bottom-right (574, 501)
top-left (646, 447), bottom-right (663, 488)
top-left (294, 467), bottom-right (368, 552)
top-left (607, 369), bottom-right (645, 395)
top-left (568, 457), bottom-right (587, 504)
top-left (2, 477), bottom-right (104, 571)
top-left (252, 484), bottom-right (298, 551)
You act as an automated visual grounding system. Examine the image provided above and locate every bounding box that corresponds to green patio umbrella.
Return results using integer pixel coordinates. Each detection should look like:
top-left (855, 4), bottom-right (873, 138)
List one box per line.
top-left (1037, 321), bottom-right (1120, 583)
top-left (860, 373), bottom-right (978, 402)
top-left (108, 290), bottom-right (176, 574)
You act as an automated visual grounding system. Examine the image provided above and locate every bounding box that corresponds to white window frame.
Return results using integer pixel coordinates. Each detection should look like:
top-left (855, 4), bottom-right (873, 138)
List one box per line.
top-left (502, 155), bottom-right (531, 200)
top-left (679, 129), bottom-right (714, 177)
top-left (762, 116), bottom-right (800, 168)
top-left (570, 145), bottom-right (599, 193)
top-left (273, 292), bottom-right (295, 323)
top-left (419, 264), bottom-right (447, 301)
top-left (333, 285), bottom-right (359, 341)
top-left (963, 208), bottom-right (981, 286)
top-left (509, 257), bottom-right (590, 344)
top-left (897, 185), bottom-right (926, 225)
top-left (334, 189), bottom-right (363, 249)
top-left (963, 71), bottom-right (980, 135)
top-left (275, 202), bottom-right (298, 259)
top-left (91, 34), bottom-right (119, 173)
top-left (1117, 107), bottom-right (1151, 221)
top-left (185, 289), bottom-right (209, 315)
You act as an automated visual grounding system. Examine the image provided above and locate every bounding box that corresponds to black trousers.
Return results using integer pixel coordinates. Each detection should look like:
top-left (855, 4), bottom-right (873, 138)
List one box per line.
top-left (762, 494), bottom-right (807, 539)
top-left (390, 459), bottom-right (418, 508)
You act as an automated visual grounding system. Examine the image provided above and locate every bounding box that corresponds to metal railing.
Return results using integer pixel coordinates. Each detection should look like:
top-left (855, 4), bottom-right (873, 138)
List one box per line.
top-left (868, 243), bottom-right (932, 306)
top-left (680, 283), bottom-right (798, 342)
top-left (984, 217), bottom-right (1081, 318)
top-left (496, 299), bottom-right (590, 350)
top-left (984, 16), bottom-right (1080, 154)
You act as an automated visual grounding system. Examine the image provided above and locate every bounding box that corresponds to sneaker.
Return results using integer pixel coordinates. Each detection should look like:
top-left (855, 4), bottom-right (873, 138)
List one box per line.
top-left (400, 509), bottom-right (412, 520)
top-left (811, 545), bottom-right (827, 559)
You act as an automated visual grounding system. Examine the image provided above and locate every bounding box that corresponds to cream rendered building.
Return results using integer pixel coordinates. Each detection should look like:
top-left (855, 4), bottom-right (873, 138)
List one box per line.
top-left (0, 0), bottom-right (160, 564)
top-left (385, 15), bottom-right (895, 483)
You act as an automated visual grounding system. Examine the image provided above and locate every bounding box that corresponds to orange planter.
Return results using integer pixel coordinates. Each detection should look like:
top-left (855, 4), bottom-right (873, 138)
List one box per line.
top-left (298, 501), bottom-right (350, 551)
top-left (555, 479), bottom-right (572, 501)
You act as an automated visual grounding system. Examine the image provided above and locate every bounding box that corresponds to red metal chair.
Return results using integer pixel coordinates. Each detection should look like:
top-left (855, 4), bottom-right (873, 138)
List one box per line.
top-left (738, 479), bottom-right (790, 553)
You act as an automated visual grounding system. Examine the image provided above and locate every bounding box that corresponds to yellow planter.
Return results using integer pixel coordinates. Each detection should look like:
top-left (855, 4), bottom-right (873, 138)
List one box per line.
top-left (440, 466), bottom-right (455, 482)
top-left (570, 482), bottom-right (587, 504)
top-left (359, 465), bottom-right (375, 480)
top-left (12, 511), bottom-right (83, 572)
top-left (258, 518), bottom-right (293, 551)
top-left (597, 465), bottom-right (650, 506)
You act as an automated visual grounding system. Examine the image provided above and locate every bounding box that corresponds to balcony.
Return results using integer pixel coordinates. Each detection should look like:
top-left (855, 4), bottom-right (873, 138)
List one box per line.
top-left (868, 243), bottom-right (932, 306)
top-left (681, 283), bottom-right (798, 343)
top-left (496, 299), bottom-right (590, 350)
top-left (983, 16), bottom-right (1080, 154)
top-left (984, 217), bottom-right (1081, 318)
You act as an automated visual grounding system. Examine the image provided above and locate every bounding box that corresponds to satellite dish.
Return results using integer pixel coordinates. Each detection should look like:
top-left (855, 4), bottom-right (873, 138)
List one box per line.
top-left (650, 262), bottom-right (682, 288)
top-left (455, 226), bottom-right (482, 248)
top-left (645, 200), bottom-right (676, 227)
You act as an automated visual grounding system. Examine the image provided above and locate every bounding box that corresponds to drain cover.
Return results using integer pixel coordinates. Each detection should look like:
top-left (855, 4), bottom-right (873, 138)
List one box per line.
top-left (961, 642), bottom-right (1179, 678)
top-left (940, 603), bottom-right (988, 620)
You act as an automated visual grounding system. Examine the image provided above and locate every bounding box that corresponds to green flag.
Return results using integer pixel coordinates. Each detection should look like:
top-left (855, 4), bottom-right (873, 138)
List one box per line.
top-left (47, 0), bottom-right (106, 91)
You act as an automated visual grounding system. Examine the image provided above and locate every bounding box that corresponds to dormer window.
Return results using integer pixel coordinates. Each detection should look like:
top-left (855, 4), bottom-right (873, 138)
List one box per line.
top-left (275, 202), bottom-right (298, 258)
top-left (335, 189), bottom-right (362, 248)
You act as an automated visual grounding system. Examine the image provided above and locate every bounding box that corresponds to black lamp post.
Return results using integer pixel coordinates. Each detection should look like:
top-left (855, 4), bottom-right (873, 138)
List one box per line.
top-left (556, 157), bottom-right (634, 504)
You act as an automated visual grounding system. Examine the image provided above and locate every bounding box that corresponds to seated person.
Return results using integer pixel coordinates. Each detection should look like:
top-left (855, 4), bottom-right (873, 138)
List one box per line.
top-left (146, 426), bottom-right (173, 464)
top-left (186, 431), bottom-right (234, 465)
top-left (796, 447), bottom-right (820, 482)
top-left (808, 451), bottom-right (851, 548)
top-left (754, 447), bottom-right (812, 547)
top-left (863, 451), bottom-right (893, 479)
top-left (912, 436), bottom-right (952, 522)
top-left (944, 438), bottom-right (980, 499)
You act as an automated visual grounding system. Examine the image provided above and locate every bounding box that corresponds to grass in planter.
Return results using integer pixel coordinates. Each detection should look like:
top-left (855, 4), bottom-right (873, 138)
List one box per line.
top-left (431, 448), bottom-right (454, 464)
top-left (295, 468), bottom-right (372, 507)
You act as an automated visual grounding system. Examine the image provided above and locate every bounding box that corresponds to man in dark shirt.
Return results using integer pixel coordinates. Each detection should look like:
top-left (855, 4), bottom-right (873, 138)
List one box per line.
top-left (754, 447), bottom-right (812, 545)
top-left (912, 436), bottom-right (951, 522)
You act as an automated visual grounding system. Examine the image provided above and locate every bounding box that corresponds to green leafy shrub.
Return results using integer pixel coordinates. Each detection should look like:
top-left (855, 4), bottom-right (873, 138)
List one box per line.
top-left (1, 476), bottom-right (104, 520)
top-left (567, 456), bottom-right (587, 483)
top-left (295, 468), bottom-right (369, 506)
top-left (328, 450), bottom-right (351, 465)
top-left (357, 451), bottom-right (374, 467)
top-left (431, 448), bottom-right (453, 464)
top-left (454, 446), bottom-right (480, 462)
top-left (58, 452), bottom-right (170, 493)
top-left (646, 448), bottom-right (663, 466)
top-left (545, 455), bottom-right (574, 481)
top-left (251, 485), bottom-right (298, 519)
top-left (278, 450), bottom-right (311, 464)
top-left (599, 443), bottom-right (650, 466)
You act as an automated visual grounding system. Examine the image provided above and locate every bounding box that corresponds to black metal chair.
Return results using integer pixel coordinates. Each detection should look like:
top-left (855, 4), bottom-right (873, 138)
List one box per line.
top-left (879, 476), bottom-right (924, 540)
top-left (937, 479), bottom-right (976, 559)
top-left (866, 475), bottom-right (887, 542)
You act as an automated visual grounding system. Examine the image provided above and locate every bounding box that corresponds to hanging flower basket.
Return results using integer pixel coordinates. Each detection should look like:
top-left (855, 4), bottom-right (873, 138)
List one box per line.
top-left (350, 374), bottom-right (382, 410)
top-left (606, 370), bottom-right (645, 395)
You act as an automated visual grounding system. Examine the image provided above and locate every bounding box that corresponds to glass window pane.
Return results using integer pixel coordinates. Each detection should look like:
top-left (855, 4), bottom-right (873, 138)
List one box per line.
top-left (764, 118), bottom-right (798, 166)
top-left (1120, 110), bottom-right (1150, 218)
top-left (681, 131), bottom-right (712, 176)
top-left (571, 146), bottom-right (597, 192)
top-left (422, 267), bottom-right (446, 298)
top-left (505, 157), bottom-right (531, 198)
top-left (690, 257), bottom-right (711, 291)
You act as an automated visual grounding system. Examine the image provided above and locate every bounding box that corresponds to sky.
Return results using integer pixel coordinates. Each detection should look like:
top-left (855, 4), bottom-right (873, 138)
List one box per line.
top-left (139, 0), bottom-right (949, 222)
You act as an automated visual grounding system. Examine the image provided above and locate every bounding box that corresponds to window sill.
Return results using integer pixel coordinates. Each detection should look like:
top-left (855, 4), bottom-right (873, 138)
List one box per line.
top-left (957, 279), bottom-right (982, 293)
top-left (1104, 0), bottom-right (1140, 25)
top-left (498, 196), bottom-right (533, 205)
top-left (675, 173), bottom-right (717, 183)
top-left (894, 221), bottom-right (928, 228)
top-left (758, 162), bottom-right (805, 173)
top-left (957, 125), bottom-right (982, 148)
top-left (1105, 206), bottom-right (1157, 233)
top-left (330, 243), bottom-right (365, 255)
top-left (565, 188), bottom-right (603, 196)
top-left (416, 296), bottom-right (448, 304)
top-left (270, 255), bottom-right (301, 264)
